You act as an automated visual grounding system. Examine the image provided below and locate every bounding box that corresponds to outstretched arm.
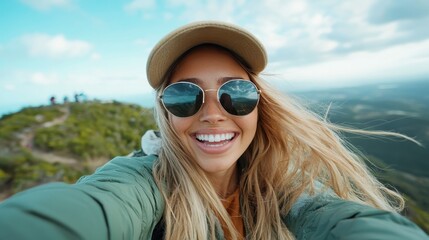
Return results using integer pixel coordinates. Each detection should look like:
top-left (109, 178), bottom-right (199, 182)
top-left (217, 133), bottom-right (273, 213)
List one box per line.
top-left (0, 155), bottom-right (164, 240)
top-left (285, 193), bottom-right (428, 239)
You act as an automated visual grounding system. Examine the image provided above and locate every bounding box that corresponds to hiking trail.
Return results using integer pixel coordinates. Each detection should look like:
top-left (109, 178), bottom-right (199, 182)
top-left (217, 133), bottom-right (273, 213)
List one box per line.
top-left (16, 106), bottom-right (107, 169)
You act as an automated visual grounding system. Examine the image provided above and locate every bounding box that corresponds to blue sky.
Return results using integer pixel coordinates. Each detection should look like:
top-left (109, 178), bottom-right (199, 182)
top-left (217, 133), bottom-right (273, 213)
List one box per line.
top-left (1, 0), bottom-right (429, 115)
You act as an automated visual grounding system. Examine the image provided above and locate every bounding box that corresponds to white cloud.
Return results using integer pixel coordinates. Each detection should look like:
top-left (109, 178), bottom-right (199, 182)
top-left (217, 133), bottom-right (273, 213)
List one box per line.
top-left (31, 72), bottom-right (59, 85)
top-left (4, 84), bottom-right (16, 91)
top-left (116, 0), bottom-right (429, 91)
top-left (90, 53), bottom-right (101, 61)
top-left (25, 69), bottom-right (152, 96)
top-left (163, 0), bottom-right (428, 64)
top-left (244, 1), bottom-right (368, 58)
top-left (5, 0), bottom-right (428, 99)
top-left (163, 12), bottom-right (175, 21)
top-left (21, 34), bottom-right (92, 58)
top-left (20, 0), bottom-right (72, 11)
top-left (124, 0), bottom-right (156, 12)
top-left (162, 0), bottom-right (345, 55)
top-left (271, 38), bottom-right (429, 85)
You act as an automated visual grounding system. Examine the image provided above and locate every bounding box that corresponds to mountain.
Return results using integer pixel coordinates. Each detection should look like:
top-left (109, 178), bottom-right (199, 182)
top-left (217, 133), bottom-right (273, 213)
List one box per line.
top-left (296, 80), bottom-right (429, 231)
top-left (0, 100), bottom-right (156, 199)
top-left (296, 80), bottom-right (429, 178)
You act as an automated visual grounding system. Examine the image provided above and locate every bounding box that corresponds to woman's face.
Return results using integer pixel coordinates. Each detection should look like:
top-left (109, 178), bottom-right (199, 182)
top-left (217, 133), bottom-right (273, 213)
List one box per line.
top-left (168, 46), bottom-right (258, 178)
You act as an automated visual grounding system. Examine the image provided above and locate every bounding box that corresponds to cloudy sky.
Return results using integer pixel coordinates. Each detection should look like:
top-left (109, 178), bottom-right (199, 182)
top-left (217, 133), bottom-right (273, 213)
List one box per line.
top-left (1, 0), bottom-right (429, 115)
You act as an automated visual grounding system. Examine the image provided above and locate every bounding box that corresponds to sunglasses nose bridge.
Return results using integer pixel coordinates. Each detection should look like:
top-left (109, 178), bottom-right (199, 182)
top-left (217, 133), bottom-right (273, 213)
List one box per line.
top-left (204, 88), bottom-right (217, 93)
top-left (202, 88), bottom-right (218, 103)
top-left (199, 88), bottom-right (227, 119)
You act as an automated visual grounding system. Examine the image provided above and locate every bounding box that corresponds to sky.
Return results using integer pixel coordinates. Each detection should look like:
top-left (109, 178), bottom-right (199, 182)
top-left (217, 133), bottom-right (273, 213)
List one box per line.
top-left (1, 0), bottom-right (429, 116)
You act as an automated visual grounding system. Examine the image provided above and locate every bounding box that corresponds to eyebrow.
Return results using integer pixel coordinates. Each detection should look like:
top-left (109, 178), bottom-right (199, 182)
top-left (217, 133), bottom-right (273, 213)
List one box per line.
top-left (177, 76), bottom-right (244, 85)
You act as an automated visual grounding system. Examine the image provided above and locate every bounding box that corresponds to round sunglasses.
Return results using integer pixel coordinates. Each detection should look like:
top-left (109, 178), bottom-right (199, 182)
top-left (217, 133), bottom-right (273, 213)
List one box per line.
top-left (159, 79), bottom-right (261, 117)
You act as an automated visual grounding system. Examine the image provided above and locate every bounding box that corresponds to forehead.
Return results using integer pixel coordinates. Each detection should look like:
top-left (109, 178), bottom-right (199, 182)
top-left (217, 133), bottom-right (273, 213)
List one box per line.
top-left (168, 45), bottom-right (250, 85)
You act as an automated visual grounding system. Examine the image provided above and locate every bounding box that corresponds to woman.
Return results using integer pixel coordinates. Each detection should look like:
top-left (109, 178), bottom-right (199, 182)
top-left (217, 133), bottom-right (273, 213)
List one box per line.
top-left (0, 21), bottom-right (426, 240)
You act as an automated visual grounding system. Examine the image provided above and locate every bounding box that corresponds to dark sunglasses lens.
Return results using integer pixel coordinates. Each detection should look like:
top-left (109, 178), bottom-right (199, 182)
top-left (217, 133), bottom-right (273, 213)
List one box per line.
top-left (162, 83), bottom-right (203, 117)
top-left (219, 80), bottom-right (259, 116)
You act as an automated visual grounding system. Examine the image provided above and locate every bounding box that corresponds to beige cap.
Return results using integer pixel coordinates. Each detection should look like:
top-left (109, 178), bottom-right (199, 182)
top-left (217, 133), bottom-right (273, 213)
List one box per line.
top-left (146, 21), bottom-right (267, 89)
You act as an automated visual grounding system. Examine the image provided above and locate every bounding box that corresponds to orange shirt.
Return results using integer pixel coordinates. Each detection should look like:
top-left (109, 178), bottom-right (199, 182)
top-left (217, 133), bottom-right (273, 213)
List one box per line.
top-left (220, 189), bottom-right (245, 240)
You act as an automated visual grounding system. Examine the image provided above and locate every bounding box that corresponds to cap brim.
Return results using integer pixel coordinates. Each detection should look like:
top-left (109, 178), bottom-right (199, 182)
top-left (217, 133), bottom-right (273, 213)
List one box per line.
top-left (146, 21), bottom-right (267, 89)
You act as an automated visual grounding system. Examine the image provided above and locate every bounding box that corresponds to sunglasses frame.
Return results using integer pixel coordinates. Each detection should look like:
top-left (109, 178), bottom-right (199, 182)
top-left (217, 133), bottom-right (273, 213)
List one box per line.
top-left (159, 79), bottom-right (262, 118)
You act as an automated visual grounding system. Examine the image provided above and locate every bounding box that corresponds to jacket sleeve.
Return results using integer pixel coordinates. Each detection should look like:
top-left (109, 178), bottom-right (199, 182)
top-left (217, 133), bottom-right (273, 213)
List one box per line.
top-left (285, 193), bottom-right (428, 240)
top-left (0, 155), bottom-right (164, 240)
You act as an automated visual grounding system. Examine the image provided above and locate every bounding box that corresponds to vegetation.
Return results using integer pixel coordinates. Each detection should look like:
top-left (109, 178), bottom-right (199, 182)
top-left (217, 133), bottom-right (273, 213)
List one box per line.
top-left (0, 105), bottom-right (63, 147)
top-left (405, 198), bottom-right (429, 233)
top-left (0, 149), bottom-right (86, 197)
top-left (0, 101), bottom-right (156, 197)
top-left (364, 156), bottom-right (429, 232)
top-left (34, 101), bottom-right (157, 160)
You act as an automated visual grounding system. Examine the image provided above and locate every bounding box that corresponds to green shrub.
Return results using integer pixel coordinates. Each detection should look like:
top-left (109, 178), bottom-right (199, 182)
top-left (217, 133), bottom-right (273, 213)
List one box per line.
top-left (0, 106), bottom-right (63, 146)
top-left (0, 149), bottom-right (88, 194)
top-left (33, 102), bottom-right (157, 160)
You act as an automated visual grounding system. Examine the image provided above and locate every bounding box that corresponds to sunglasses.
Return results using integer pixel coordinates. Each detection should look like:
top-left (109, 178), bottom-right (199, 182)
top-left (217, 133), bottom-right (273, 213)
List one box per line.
top-left (159, 79), bottom-right (261, 117)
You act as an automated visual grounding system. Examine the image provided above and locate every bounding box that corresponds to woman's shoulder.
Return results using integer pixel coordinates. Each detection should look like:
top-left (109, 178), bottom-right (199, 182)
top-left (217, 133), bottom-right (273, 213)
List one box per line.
top-left (284, 193), bottom-right (428, 239)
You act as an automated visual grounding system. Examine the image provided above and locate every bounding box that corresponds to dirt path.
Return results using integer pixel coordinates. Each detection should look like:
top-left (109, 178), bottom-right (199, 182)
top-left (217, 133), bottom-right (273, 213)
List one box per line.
top-left (15, 105), bottom-right (109, 170)
top-left (17, 106), bottom-right (80, 166)
top-left (18, 106), bottom-right (70, 148)
top-left (31, 149), bottom-right (79, 165)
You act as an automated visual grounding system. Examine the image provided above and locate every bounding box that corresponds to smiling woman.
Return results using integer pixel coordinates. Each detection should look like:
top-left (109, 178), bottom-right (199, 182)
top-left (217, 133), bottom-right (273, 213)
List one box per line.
top-left (0, 21), bottom-right (427, 240)
top-left (164, 46), bottom-right (259, 196)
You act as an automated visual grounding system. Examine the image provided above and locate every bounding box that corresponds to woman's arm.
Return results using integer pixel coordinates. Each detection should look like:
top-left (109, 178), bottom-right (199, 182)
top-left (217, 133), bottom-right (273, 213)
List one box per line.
top-left (285, 193), bottom-right (428, 239)
top-left (0, 155), bottom-right (164, 240)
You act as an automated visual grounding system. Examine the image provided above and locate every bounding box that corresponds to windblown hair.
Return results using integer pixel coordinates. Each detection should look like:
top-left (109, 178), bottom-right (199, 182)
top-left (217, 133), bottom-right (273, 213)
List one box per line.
top-left (152, 45), bottom-right (413, 239)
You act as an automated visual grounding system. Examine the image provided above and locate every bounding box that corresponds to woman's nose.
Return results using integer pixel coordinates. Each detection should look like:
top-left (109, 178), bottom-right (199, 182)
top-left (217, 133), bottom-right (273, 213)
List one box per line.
top-left (199, 91), bottom-right (227, 123)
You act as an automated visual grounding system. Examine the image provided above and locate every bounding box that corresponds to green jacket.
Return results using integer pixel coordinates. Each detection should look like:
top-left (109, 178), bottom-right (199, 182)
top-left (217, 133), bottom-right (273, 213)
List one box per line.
top-left (0, 155), bottom-right (427, 239)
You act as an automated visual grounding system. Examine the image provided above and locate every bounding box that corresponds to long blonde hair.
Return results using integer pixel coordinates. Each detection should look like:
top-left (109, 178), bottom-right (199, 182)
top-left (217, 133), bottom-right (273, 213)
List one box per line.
top-left (152, 45), bottom-right (413, 239)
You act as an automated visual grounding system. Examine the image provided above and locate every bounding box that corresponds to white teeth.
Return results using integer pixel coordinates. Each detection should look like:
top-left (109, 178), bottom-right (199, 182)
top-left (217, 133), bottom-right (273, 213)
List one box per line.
top-left (196, 133), bottom-right (235, 143)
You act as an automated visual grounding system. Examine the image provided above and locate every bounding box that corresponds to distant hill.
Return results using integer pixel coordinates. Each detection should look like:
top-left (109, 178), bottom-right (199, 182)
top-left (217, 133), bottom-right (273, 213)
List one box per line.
top-left (0, 83), bottom-right (428, 232)
top-left (0, 101), bottom-right (156, 199)
top-left (297, 80), bottom-right (429, 178)
top-left (296, 80), bottom-right (429, 231)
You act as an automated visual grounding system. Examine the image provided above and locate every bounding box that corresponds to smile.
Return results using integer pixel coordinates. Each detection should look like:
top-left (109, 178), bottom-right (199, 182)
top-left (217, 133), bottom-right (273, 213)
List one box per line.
top-left (196, 133), bottom-right (235, 143)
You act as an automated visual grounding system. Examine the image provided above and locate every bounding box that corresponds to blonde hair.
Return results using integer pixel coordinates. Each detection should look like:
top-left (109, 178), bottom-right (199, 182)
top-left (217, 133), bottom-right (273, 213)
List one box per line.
top-left (152, 45), bottom-right (414, 239)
